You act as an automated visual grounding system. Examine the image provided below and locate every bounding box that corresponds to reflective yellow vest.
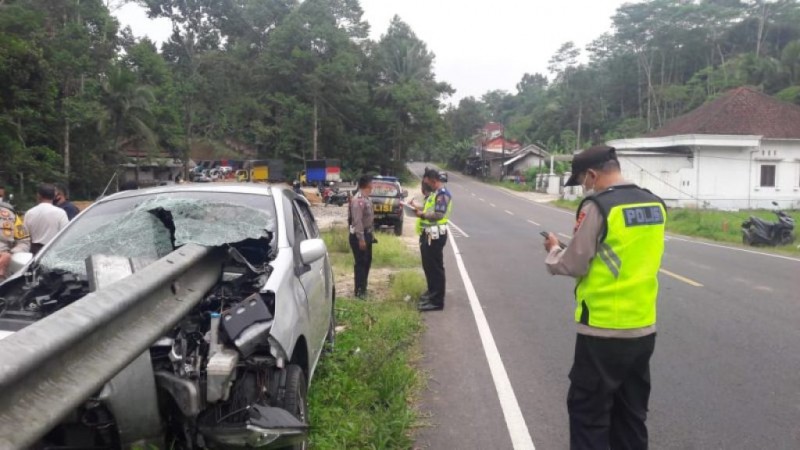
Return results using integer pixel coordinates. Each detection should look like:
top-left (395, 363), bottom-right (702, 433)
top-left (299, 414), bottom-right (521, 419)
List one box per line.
top-left (416, 187), bottom-right (453, 234)
top-left (574, 185), bottom-right (666, 329)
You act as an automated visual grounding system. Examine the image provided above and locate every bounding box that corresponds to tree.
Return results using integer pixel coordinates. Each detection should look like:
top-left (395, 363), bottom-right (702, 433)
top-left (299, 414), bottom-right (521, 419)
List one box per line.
top-left (98, 64), bottom-right (156, 182)
top-left (445, 97), bottom-right (487, 142)
top-left (372, 16), bottom-right (452, 168)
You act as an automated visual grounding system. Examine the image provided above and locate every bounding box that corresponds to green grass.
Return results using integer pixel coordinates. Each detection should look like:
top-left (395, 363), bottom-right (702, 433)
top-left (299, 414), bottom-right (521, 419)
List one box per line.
top-left (551, 198), bottom-right (583, 210)
top-left (322, 226), bottom-right (351, 254)
top-left (323, 226), bottom-right (419, 269)
top-left (666, 208), bottom-right (800, 254)
top-left (493, 180), bottom-right (533, 192)
top-left (549, 200), bottom-right (800, 254)
top-left (310, 228), bottom-right (426, 449)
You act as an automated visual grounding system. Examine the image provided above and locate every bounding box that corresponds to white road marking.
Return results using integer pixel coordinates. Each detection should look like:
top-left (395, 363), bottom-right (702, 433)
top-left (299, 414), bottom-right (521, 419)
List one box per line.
top-left (449, 235), bottom-right (536, 450)
top-left (471, 193), bottom-right (476, 197)
top-left (558, 233), bottom-right (571, 240)
top-left (448, 221), bottom-right (470, 238)
top-left (527, 219), bottom-right (540, 226)
top-left (480, 198), bottom-right (486, 202)
top-left (490, 203), bottom-right (496, 208)
top-left (667, 235), bottom-right (800, 263)
top-left (494, 187), bottom-right (573, 216)
top-left (505, 210), bottom-right (515, 216)
top-left (659, 269), bottom-right (704, 287)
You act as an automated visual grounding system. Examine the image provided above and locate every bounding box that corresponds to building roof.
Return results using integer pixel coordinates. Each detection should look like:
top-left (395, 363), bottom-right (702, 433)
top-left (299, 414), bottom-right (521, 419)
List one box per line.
top-left (646, 86), bottom-right (800, 139)
top-left (483, 136), bottom-right (522, 154)
top-left (503, 146), bottom-right (549, 166)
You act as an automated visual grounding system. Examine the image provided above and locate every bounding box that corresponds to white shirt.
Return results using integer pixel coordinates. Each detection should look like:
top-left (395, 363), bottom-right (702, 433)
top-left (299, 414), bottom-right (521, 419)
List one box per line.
top-left (25, 202), bottom-right (68, 245)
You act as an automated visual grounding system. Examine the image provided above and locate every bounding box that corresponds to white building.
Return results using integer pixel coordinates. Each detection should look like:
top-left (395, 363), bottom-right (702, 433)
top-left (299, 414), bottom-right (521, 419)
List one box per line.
top-left (608, 87), bottom-right (800, 210)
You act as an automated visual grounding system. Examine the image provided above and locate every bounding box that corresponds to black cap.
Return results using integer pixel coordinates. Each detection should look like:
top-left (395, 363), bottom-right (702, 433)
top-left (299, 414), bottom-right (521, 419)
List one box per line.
top-left (564, 145), bottom-right (618, 186)
top-left (423, 167), bottom-right (440, 180)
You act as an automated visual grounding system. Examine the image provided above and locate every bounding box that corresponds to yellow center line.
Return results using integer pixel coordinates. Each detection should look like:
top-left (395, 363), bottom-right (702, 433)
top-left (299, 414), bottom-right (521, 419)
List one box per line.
top-left (659, 268), bottom-right (704, 287)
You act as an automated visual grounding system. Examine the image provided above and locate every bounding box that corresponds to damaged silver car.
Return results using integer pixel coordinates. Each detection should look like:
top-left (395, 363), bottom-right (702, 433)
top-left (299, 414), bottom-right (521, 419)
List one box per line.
top-left (0, 184), bottom-right (335, 449)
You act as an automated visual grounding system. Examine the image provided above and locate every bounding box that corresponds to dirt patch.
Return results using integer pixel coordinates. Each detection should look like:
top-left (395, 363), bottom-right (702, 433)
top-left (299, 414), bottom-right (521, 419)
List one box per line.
top-left (312, 203), bottom-right (349, 230)
top-left (334, 266), bottom-right (398, 300)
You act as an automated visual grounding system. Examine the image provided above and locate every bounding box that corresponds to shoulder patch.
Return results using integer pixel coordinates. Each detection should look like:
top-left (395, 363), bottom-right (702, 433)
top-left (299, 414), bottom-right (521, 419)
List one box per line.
top-left (574, 210), bottom-right (587, 233)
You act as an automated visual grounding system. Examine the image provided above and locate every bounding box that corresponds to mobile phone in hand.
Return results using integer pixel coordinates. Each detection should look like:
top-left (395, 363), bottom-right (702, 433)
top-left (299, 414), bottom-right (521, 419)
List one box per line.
top-left (540, 231), bottom-right (567, 249)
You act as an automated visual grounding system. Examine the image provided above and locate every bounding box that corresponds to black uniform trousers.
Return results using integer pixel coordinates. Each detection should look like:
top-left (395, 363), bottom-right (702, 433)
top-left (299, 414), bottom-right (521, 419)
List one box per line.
top-left (419, 232), bottom-right (448, 305)
top-left (568, 333), bottom-right (656, 450)
top-left (349, 232), bottom-right (373, 297)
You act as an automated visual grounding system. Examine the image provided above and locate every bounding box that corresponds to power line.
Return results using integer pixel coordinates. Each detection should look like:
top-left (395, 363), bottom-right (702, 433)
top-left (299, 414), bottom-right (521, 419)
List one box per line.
top-left (620, 156), bottom-right (703, 203)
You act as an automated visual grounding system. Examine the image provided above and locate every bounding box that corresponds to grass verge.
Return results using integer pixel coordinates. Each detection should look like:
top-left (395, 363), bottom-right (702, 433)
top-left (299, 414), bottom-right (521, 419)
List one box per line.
top-left (310, 228), bottom-right (426, 449)
top-left (492, 180), bottom-right (533, 192)
top-left (550, 198), bottom-right (800, 255)
top-left (666, 208), bottom-right (800, 254)
top-left (551, 198), bottom-right (582, 210)
top-left (323, 226), bottom-right (419, 268)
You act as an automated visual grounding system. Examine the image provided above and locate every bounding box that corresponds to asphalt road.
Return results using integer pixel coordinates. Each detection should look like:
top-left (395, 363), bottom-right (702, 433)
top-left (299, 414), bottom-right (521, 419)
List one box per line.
top-left (410, 163), bottom-right (800, 450)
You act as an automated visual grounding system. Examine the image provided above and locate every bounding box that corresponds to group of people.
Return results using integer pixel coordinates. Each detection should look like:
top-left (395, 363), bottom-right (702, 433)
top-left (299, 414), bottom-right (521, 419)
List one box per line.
top-left (348, 168), bottom-right (453, 311)
top-left (0, 182), bottom-right (79, 280)
top-left (349, 146), bottom-right (668, 449)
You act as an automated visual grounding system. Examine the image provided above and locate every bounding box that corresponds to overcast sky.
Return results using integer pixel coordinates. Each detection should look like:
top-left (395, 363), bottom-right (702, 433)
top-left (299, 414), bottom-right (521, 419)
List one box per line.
top-left (113, 0), bottom-right (629, 104)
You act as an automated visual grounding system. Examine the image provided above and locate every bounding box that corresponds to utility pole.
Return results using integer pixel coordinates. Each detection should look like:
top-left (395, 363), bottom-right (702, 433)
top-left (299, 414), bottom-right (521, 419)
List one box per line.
top-left (312, 97), bottom-right (318, 160)
top-left (501, 123), bottom-right (505, 180)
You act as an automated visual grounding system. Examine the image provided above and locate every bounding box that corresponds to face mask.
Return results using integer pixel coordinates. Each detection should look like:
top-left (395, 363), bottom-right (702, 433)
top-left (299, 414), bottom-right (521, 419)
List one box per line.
top-left (582, 172), bottom-right (596, 196)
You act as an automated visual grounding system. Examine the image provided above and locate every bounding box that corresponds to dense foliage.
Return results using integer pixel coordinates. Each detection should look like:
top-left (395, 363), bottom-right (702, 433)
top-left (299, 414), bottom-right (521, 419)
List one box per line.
top-left (0, 0), bottom-right (452, 200)
top-left (441, 0), bottom-right (800, 163)
top-left (5, 0), bottom-right (800, 198)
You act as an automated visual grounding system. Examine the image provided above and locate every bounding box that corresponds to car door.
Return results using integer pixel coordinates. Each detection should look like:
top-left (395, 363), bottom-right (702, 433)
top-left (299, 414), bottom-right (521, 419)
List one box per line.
top-left (291, 199), bottom-right (329, 362)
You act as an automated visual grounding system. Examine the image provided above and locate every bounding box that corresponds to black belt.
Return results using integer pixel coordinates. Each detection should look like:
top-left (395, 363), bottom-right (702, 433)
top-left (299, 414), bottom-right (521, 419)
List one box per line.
top-left (351, 229), bottom-right (374, 235)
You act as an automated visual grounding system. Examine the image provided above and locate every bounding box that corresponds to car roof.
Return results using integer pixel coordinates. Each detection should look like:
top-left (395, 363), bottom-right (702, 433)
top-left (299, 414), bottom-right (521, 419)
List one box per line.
top-left (373, 176), bottom-right (399, 183)
top-left (98, 182), bottom-right (284, 204)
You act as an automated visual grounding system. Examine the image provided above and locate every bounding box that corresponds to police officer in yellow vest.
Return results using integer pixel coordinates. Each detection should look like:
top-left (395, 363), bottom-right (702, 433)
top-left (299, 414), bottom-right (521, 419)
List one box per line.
top-left (411, 168), bottom-right (452, 311)
top-left (543, 145), bottom-right (666, 449)
top-left (0, 199), bottom-right (31, 281)
top-left (412, 179), bottom-right (433, 236)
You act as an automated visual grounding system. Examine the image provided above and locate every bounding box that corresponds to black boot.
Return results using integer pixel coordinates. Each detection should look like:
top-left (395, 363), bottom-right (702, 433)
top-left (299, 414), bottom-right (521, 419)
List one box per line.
top-left (418, 300), bottom-right (443, 311)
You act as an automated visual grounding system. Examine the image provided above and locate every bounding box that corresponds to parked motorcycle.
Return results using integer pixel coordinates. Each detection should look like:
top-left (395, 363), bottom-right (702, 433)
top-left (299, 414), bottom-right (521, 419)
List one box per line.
top-left (741, 202), bottom-right (796, 246)
top-left (322, 186), bottom-right (349, 207)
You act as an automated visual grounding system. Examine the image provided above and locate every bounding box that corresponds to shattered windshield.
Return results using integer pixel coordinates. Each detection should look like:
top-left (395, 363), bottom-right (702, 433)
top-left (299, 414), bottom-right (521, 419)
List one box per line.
top-left (39, 191), bottom-right (276, 276)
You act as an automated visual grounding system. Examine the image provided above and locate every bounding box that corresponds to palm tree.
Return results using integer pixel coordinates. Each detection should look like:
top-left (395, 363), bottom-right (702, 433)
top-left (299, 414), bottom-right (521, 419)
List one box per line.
top-left (99, 64), bottom-right (157, 178)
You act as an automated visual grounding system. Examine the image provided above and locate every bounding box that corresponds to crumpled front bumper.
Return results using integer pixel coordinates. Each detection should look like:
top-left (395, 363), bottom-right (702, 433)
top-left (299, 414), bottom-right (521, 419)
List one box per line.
top-left (200, 405), bottom-right (308, 448)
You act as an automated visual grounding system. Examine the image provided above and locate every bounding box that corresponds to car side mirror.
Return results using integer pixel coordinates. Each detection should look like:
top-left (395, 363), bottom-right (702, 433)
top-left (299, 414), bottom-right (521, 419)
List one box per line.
top-left (299, 239), bottom-right (327, 265)
top-left (402, 190), bottom-right (408, 198)
top-left (7, 252), bottom-right (33, 276)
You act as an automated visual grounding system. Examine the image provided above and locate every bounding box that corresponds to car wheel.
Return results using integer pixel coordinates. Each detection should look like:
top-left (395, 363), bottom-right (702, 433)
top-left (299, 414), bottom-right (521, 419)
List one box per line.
top-left (277, 365), bottom-right (308, 450)
top-left (394, 220), bottom-right (403, 236)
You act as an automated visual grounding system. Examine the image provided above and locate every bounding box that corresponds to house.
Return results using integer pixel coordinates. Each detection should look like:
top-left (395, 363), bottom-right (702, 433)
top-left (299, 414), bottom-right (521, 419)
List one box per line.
top-left (608, 87), bottom-right (800, 210)
top-left (484, 138), bottom-right (523, 179)
top-left (502, 144), bottom-right (550, 178)
top-left (120, 149), bottom-right (186, 187)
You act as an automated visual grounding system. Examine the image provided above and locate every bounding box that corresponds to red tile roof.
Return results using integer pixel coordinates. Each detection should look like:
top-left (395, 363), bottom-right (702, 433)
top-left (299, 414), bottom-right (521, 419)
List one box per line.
top-left (646, 86), bottom-right (800, 139)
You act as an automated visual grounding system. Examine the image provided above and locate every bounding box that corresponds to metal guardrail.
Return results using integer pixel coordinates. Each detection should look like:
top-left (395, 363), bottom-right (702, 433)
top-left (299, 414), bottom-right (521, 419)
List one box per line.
top-left (0, 244), bottom-right (224, 449)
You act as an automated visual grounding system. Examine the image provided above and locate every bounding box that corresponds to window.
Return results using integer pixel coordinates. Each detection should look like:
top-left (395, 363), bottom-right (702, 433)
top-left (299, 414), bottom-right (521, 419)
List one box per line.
top-left (294, 200), bottom-right (320, 238)
top-left (292, 207), bottom-right (308, 243)
top-left (760, 164), bottom-right (776, 187)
